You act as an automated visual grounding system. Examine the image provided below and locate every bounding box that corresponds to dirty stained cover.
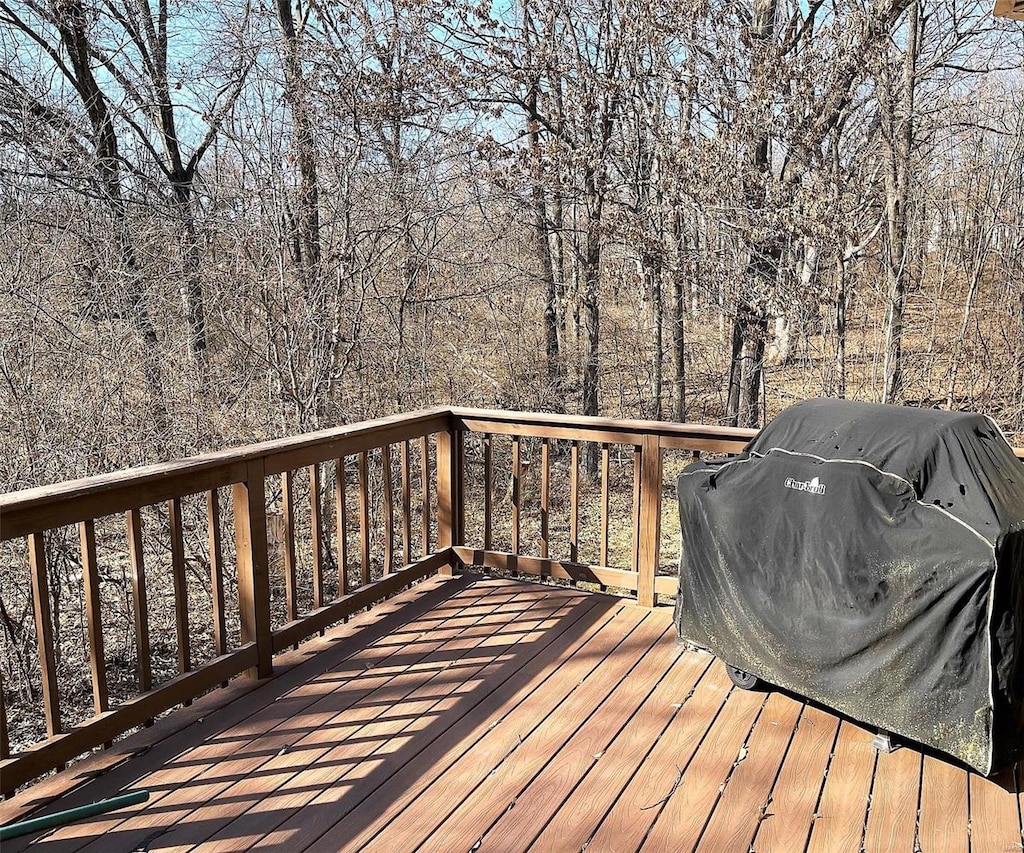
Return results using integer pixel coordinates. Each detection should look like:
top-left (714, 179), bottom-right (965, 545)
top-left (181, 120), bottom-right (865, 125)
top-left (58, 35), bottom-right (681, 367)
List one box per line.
top-left (674, 399), bottom-right (1024, 775)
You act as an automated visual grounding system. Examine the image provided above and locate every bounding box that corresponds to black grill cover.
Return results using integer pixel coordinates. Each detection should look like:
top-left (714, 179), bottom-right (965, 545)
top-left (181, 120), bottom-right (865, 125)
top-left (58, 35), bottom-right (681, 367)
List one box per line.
top-left (674, 399), bottom-right (1024, 774)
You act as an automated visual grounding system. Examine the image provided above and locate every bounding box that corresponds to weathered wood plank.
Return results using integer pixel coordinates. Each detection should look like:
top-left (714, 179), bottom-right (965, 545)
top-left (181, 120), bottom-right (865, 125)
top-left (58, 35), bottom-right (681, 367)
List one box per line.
top-left (185, 589), bottom-right (580, 851)
top-left (79, 519), bottom-right (109, 715)
top-left (25, 581), bottom-right (492, 853)
top-left (862, 747), bottom-right (921, 852)
top-left (400, 441), bottom-right (412, 565)
top-left (233, 459), bottom-right (272, 680)
top-left (274, 588), bottom-right (608, 853)
top-left (206, 491), bottom-right (227, 659)
top-left (585, 662), bottom-right (732, 852)
top-left (451, 409), bottom-right (755, 453)
top-left (0, 577), bottom-right (460, 828)
top-left (479, 624), bottom-right (688, 852)
top-left (540, 437), bottom-right (550, 560)
top-left (28, 531), bottom-right (61, 737)
top-left (382, 444), bottom-right (395, 574)
top-left (126, 509), bottom-right (152, 693)
top-left (421, 434), bottom-right (430, 554)
top-left (640, 682), bottom-right (766, 853)
top-left (0, 410), bottom-right (450, 541)
top-left (281, 470), bottom-right (298, 623)
top-left (334, 458), bottom-right (348, 597)
top-left (0, 670), bottom-right (9, 761)
top-left (387, 608), bottom-right (661, 853)
top-left (511, 435), bottom-right (521, 556)
top-left (600, 442), bottom-right (610, 570)
top-left (309, 463), bottom-right (325, 609)
top-left (695, 692), bottom-right (803, 852)
top-left (968, 770), bottom-right (1022, 853)
top-left (452, 548), bottom-right (639, 592)
top-left (527, 650), bottom-right (712, 852)
top-left (749, 703), bottom-right (839, 853)
top-left (917, 756), bottom-right (968, 853)
top-left (357, 451), bottom-right (370, 586)
top-left (636, 434), bottom-right (662, 608)
top-left (167, 498), bottom-right (191, 674)
top-left (483, 434), bottom-right (493, 551)
top-left (805, 720), bottom-right (877, 853)
top-left (569, 441), bottom-right (579, 563)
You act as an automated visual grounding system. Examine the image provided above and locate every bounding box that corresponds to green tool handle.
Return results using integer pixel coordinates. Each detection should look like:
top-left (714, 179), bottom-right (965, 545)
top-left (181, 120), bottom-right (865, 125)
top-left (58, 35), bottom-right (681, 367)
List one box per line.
top-left (0, 789), bottom-right (149, 841)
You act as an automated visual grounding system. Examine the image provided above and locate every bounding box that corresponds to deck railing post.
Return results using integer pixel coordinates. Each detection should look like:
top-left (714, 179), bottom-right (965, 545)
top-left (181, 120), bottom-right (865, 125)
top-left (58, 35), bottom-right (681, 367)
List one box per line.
top-left (233, 458), bottom-right (273, 679)
top-left (636, 434), bottom-right (663, 608)
top-left (437, 420), bottom-right (464, 574)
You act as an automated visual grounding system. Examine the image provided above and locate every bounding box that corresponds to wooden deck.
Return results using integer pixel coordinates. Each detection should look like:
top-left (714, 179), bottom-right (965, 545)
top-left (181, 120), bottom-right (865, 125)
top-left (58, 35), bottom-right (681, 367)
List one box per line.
top-left (3, 574), bottom-right (1023, 853)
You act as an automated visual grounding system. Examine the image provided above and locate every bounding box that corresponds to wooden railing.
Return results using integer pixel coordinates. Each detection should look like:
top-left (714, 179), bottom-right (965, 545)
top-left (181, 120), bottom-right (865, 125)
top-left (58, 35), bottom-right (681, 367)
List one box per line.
top-left (0, 407), bottom-right (1020, 795)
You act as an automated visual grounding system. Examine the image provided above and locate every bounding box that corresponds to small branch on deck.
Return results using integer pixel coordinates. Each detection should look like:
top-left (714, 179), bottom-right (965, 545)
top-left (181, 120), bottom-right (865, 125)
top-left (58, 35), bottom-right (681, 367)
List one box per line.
top-left (640, 765), bottom-right (684, 810)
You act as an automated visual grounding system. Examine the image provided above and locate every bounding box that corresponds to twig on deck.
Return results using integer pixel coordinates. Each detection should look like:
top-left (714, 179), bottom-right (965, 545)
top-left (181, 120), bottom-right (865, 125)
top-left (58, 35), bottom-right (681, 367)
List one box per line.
top-left (640, 765), bottom-right (684, 810)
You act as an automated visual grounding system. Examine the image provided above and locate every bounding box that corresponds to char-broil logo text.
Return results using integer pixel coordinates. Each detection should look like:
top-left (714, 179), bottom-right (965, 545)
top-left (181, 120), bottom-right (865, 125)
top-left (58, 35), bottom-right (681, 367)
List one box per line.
top-left (784, 476), bottom-right (826, 496)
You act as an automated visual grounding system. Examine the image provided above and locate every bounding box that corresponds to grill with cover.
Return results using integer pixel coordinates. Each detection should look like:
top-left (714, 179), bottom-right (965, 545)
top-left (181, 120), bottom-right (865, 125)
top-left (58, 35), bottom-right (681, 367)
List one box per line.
top-left (674, 399), bottom-right (1024, 775)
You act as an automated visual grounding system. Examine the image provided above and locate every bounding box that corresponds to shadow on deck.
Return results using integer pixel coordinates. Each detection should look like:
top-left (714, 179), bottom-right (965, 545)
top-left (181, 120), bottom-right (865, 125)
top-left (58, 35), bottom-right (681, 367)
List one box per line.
top-left (3, 574), bottom-right (1023, 853)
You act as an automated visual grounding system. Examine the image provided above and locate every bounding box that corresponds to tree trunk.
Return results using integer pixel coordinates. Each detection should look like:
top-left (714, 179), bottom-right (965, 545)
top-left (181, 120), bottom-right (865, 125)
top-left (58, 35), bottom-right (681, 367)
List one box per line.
top-left (643, 251), bottom-right (663, 420)
top-left (53, 0), bottom-right (167, 424)
top-left (171, 181), bottom-right (208, 360)
top-left (582, 219), bottom-right (601, 475)
top-left (671, 213), bottom-right (687, 421)
top-left (526, 75), bottom-right (564, 409)
top-left (275, 0), bottom-right (322, 279)
top-left (835, 253), bottom-right (847, 398)
top-left (882, 0), bottom-right (919, 405)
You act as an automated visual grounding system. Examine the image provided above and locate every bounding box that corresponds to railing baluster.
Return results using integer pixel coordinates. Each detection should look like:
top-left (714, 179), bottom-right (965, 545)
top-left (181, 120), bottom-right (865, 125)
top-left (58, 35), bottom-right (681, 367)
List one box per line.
top-left (420, 435), bottom-right (430, 554)
top-left (631, 446), bottom-right (642, 575)
top-left (28, 532), bottom-right (61, 737)
top-left (0, 669), bottom-right (8, 760)
top-left (511, 436), bottom-right (521, 556)
top-left (310, 464), bottom-right (325, 610)
top-left (335, 458), bottom-right (348, 597)
top-left (540, 438), bottom-right (550, 561)
top-left (126, 509), bottom-right (152, 693)
top-left (401, 441), bottom-right (412, 565)
top-left (79, 519), bottom-right (109, 714)
top-left (358, 451), bottom-right (370, 586)
top-left (569, 441), bottom-right (580, 563)
top-left (281, 470), bottom-right (298, 623)
top-left (637, 434), bottom-right (663, 608)
top-left (383, 444), bottom-right (395, 575)
top-left (167, 499), bottom-right (191, 674)
top-left (600, 443), bottom-right (610, 569)
top-left (206, 492), bottom-right (226, 659)
top-left (436, 425), bottom-right (463, 573)
top-left (233, 459), bottom-right (273, 680)
top-left (483, 434), bottom-right (493, 551)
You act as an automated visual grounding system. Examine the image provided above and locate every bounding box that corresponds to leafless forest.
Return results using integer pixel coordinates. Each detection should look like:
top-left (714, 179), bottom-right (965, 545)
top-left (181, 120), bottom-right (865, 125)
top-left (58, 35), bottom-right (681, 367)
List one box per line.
top-left (1, 0), bottom-right (1022, 496)
top-left (0, 1), bottom-right (1023, 753)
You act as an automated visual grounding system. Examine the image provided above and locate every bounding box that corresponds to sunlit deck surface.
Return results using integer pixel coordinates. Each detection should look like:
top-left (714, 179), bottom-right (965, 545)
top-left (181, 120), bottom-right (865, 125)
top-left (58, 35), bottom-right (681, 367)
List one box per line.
top-left (4, 574), bottom-right (1023, 852)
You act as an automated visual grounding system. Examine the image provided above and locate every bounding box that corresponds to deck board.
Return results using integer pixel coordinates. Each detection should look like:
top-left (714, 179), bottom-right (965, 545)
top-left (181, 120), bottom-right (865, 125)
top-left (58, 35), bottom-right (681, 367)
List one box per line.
top-left (805, 719), bottom-right (878, 853)
top-left (917, 755), bottom-right (968, 853)
top-left (695, 691), bottom-right (803, 852)
top-left (4, 574), bottom-right (1020, 853)
top-left (639, 681), bottom-right (766, 852)
top-left (862, 744), bottom-right (921, 852)
top-left (524, 648), bottom-right (711, 852)
top-left (750, 703), bottom-right (839, 853)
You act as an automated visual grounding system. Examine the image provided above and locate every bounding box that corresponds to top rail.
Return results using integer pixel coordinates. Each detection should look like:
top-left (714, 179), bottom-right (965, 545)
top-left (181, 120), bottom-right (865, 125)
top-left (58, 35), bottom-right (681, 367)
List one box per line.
top-left (0, 409), bottom-right (451, 541)
top-left (451, 407), bottom-right (758, 452)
